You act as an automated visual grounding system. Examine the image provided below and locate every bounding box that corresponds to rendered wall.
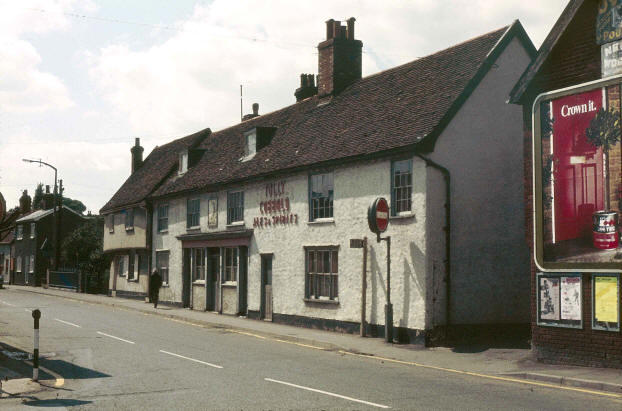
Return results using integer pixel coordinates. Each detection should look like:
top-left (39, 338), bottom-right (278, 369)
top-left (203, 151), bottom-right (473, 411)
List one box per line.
top-left (103, 208), bottom-right (148, 251)
top-left (428, 37), bottom-right (532, 325)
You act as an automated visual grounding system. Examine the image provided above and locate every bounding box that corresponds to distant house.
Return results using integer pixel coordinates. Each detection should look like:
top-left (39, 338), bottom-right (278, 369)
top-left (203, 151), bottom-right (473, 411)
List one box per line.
top-left (13, 203), bottom-right (87, 286)
top-left (102, 18), bottom-right (535, 343)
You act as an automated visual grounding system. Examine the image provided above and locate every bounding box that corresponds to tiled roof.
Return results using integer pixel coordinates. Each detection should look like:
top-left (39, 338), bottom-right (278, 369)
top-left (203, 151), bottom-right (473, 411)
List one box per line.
top-left (509, 0), bottom-right (583, 103)
top-left (16, 205), bottom-right (85, 222)
top-left (150, 23), bottom-right (530, 199)
top-left (100, 130), bottom-right (209, 213)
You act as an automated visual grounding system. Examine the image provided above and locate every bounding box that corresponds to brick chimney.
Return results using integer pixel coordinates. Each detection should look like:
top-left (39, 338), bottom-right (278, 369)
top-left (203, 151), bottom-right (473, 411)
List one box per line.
top-left (317, 17), bottom-right (362, 98)
top-left (295, 74), bottom-right (318, 102)
top-left (131, 138), bottom-right (144, 174)
top-left (19, 190), bottom-right (31, 214)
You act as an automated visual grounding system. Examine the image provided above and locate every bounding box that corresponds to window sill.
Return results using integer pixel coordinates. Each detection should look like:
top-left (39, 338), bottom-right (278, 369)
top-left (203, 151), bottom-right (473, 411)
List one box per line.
top-left (222, 281), bottom-right (237, 287)
top-left (187, 226), bottom-right (201, 232)
top-left (125, 227), bottom-right (134, 232)
top-left (226, 222), bottom-right (244, 228)
top-left (390, 212), bottom-right (415, 220)
top-left (304, 298), bottom-right (339, 305)
top-left (193, 280), bottom-right (206, 285)
top-left (128, 278), bottom-right (139, 282)
top-left (161, 283), bottom-right (169, 288)
top-left (158, 230), bottom-right (168, 234)
top-left (307, 218), bottom-right (334, 225)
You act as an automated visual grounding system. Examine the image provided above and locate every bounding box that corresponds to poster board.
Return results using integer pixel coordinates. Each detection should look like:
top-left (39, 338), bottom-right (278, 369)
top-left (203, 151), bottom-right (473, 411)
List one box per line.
top-left (537, 273), bottom-right (582, 328)
top-left (593, 274), bottom-right (620, 331)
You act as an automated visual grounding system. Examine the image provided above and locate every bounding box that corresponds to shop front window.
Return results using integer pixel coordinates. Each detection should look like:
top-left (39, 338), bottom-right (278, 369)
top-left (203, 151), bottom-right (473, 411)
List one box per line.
top-left (224, 247), bottom-right (238, 283)
top-left (305, 247), bottom-right (338, 300)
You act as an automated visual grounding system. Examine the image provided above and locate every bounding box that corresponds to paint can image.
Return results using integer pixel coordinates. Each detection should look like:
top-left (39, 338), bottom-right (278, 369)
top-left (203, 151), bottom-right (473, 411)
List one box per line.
top-left (592, 211), bottom-right (618, 249)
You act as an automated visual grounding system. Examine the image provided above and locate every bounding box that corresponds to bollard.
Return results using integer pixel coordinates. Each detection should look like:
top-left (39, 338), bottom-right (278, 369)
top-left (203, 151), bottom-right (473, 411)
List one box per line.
top-left (32, 309), bottom-right (41, 381)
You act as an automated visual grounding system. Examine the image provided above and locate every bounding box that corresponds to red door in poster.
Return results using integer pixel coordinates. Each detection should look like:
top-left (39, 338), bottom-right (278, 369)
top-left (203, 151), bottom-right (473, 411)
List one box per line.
top-left (552, 89), bottom-right (604, 243)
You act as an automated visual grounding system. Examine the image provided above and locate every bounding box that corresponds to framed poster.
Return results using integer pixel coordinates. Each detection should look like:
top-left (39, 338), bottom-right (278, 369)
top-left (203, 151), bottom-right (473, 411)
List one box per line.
top-left (208, 196), bottom-right (218, 228)
top-left (537, 273), bottom-right (582, 328)
top-left (593, 274), bottom-right (620, 331)
top-left (532, 74), bottom-right (622, 271)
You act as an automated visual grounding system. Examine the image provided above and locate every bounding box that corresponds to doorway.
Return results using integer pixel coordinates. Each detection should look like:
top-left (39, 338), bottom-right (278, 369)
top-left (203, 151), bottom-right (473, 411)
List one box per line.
top-left (260, 254), bottom-right (273, 321)
top-left (206, 248), bottom-right (220, 312)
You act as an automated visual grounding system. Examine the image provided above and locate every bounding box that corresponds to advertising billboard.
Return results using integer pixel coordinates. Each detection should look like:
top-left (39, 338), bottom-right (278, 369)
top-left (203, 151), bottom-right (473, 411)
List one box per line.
top-left (533, 75), bottom-right (622, 270)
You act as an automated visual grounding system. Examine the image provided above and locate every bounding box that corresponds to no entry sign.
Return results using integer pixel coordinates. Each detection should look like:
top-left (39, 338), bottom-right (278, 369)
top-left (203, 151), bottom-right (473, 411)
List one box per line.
top-left (368, 197), bottom-right (389, 234)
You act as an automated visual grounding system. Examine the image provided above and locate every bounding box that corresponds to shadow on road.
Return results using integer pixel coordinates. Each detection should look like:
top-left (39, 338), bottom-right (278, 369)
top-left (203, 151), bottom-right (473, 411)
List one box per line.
top-left (21, 397), bottom-right (92, 407)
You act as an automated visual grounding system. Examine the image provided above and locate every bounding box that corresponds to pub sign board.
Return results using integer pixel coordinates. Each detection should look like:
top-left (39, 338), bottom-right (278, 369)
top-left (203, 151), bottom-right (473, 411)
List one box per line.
top-left (602, 39), bottom-right (622, 77)
top-left (597, 0), bottom-right (622, 45)
top-left (532, 74), bottom-right (622, 271)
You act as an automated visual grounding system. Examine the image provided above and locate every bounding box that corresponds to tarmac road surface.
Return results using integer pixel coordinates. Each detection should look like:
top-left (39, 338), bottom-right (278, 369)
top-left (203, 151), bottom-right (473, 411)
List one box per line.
top-left (1, 288), bottom-right (621, 410)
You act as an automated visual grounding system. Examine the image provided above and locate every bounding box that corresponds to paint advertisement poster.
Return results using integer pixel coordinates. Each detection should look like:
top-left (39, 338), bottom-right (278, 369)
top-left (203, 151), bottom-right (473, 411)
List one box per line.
top-left (595, 276), bottom-right (619, 323)
top-left (561, 277), bottom-right (581, 320)
top-left (540, 277), bottom-right (560, 321)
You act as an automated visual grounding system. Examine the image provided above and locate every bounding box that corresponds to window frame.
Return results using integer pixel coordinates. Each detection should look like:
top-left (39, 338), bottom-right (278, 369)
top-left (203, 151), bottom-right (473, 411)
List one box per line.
top-left (156, 250), bottom-right (170, 285)
top-left (178, 151), bottom-right (188, 174)
top-left (29, 255), bottom-right (34, 273)
top-left (16, 225), bottom-right (23, 240)
top-left (192, 248), bottom-right (206, 282)
top-left (125, 208), bottom-right (134, 231)
top-left (16, 256), bottom-right (22, 273)
top-left (244, 129), bottom-right (257, 158)
top-left (304, 246), bottom-right (339, 301)
top-left (227, 190), bottom-right (244, 225)
top-left (108, 214), bottom-right (115, 234)
top-left (157, 204), bottom-right (169, 233)
top-left (187, 197), bottom-right (201, 229)
top-left (309, 172), bottom-right (334, 221)
top-left (30, 223), bottom-right (36, 239)
top-left (391, 159), bottom-right (413, 216)
top-left (223, 247), bottom-right (238, 283)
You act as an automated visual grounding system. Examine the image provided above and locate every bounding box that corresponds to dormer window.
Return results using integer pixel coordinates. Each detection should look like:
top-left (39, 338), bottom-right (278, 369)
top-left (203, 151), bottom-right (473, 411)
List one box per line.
top-left (179, 151), bottom-right (188, 174)
top-left (244, 130), bottom-right (257, 159)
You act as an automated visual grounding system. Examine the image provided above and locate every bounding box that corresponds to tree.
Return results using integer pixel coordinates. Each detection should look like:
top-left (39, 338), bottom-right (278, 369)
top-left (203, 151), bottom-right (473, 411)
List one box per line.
top-left (585, 107), bottom-right (622, 211)
top-left (61, 217), bottom-right (107, 276)
top-left (63, 197), bottom-right (87, 215)
top-left (33, 183), bottom-right (44, 210)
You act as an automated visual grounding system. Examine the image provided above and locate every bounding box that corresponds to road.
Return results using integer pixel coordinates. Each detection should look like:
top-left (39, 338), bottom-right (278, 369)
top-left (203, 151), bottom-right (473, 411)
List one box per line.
top-left (0, 288), bottom-right (621, 410)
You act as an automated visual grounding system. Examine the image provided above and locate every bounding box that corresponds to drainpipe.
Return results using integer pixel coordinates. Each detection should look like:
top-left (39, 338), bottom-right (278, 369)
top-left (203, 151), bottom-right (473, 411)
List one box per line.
top-left (415, 154), bottom-right (451, 332)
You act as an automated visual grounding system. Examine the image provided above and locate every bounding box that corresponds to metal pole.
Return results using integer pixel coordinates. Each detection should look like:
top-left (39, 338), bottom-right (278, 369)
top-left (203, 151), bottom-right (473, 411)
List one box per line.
top-left (32, 309), bottom-right (41, 381)
top-left (360, 237), bottom-right (367, 337)
top-left (384, 236), bottom-right (393, 343)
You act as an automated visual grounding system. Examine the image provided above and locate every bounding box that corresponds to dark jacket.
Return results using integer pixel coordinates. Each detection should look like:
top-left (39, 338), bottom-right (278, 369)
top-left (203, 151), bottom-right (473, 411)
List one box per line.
top-left (150, 271), bottom-right (162, 291)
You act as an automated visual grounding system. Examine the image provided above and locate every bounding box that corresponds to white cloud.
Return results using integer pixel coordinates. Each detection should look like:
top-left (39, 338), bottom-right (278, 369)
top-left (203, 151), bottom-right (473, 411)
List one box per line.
top-left (0, 0), bottom-right (96, 113)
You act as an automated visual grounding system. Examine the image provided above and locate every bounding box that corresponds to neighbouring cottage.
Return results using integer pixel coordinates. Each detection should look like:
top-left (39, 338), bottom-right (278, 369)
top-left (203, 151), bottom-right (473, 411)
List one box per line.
top-left (510, 0), bottom-right (622, 368)
top-left (102, 18), bottom-right (534, 343)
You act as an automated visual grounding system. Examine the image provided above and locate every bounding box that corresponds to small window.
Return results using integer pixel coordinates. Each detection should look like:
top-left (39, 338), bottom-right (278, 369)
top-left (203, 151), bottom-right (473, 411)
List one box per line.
top-left (16, 225), bottom-right (23, 240)
top-left (156, 251), bottom-right (170, 285)
top-left (305, 247), bottom-right (338, 300)
top-left (16, 256), bottom-right (22, 273)
top-left (187, 198), bottom-right (200, 229)
top-left (30, 223), bottom-right (36, 239)
top-left (158, 204), bottom-right (169, 232)
top-left (227, 191), bottom-right (244, 224)
top-left (244, 130), bottom-right (257, 158)
top-left (224, 247), bottom-right (238, 282)
top-left (29, 255), bottom-right (34, 273)
top-left (193, 248), bottom-right (205, 282)
top-left (116, 255), bottom-right (126, 277)
top-left (127, 253), bottom-right (135, 280)
top-left (391, 159), bottom-right (412, 215)
top-left (179, 152), bottom-right (188, 174)
top-left (108, 215), bottom-right (115, 233)
top-left (309, 173), bottom-right (334, 221)
top-left (125, 209), bottom-right (134, 231)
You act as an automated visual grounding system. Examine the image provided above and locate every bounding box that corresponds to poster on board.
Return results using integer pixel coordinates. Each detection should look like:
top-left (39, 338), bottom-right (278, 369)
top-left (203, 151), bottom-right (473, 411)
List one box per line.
top-left (560, 277), bottom-right (581, 320)
top-left (540, 277), bottom-right (560, 321)
top-left (594, 276), bottom-right (619, 323)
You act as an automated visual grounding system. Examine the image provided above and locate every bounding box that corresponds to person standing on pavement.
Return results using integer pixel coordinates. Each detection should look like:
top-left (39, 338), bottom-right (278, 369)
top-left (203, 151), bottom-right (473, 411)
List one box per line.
top-left (149, 268), bottom-right (162, 308)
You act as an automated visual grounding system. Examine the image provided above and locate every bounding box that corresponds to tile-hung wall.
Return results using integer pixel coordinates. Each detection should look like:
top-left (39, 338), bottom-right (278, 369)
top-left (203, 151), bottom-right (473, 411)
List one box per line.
top-left (154, 155), bottom-right (446, 332)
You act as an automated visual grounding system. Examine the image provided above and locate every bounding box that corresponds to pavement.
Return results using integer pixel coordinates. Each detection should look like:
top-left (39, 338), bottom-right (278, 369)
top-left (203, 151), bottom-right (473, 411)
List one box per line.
top-left (3, 285), bottom-right (622, 398)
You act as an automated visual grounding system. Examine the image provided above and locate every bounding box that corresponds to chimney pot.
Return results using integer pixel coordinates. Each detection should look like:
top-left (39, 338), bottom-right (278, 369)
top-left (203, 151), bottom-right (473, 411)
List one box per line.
top-left (252, 103), bottom-right (259, 116)
top-left (130, 137), bottom-right (144, 174)
top-left (347, 17), bottom-right (355, 40)
top-left (326, 19), bottom-right (335, 40)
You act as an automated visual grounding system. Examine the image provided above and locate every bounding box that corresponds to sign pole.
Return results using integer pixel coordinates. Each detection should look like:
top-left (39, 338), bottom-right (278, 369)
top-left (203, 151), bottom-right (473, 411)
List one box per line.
top-left (360, 237), bottom-right (368, 337)
top-left (384, 235), bottom-right (393, 343)
top-left (32, 309), bottom-right (41, 381)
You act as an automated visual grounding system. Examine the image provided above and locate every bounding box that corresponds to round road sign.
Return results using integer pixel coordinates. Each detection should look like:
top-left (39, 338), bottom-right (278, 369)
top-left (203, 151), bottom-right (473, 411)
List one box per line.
top-left (368, 197), bottom-right (389, 234)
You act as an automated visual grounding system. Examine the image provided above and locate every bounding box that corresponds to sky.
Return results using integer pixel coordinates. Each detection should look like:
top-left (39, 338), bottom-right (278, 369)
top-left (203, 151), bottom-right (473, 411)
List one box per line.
top-left (0, 0), bottom-right (570, 214)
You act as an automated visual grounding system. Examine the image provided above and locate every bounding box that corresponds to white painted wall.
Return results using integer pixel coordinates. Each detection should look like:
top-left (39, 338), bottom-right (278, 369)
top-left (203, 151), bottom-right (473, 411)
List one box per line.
top-left (156, 156), bottom-right (432, 331)
top-left (103, 208), bottom-right (147, 251)
top-left (427, 36), bottom-right (531, 324)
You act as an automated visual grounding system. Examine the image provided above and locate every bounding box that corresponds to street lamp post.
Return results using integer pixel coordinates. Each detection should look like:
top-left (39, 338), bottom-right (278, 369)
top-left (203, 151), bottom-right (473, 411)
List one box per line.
top-left (22, 159), bottom-right (59, 271)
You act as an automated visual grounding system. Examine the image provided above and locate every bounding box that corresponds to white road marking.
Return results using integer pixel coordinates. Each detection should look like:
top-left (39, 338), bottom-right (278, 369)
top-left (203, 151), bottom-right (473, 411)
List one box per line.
top-left (96, 331), bottom-right (135, 344)
top-left (264, 378), bottom-right (390, 409)
top-left (0, 300), bottom-right (16, 307)
top-left (159, 350), bottom-right (223, 369)
top-left (54, 318), bottom-right (81, 328)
